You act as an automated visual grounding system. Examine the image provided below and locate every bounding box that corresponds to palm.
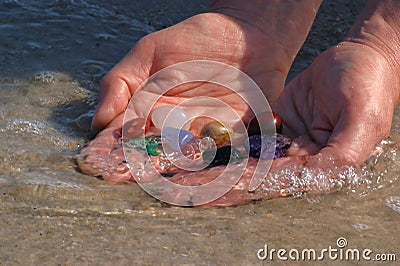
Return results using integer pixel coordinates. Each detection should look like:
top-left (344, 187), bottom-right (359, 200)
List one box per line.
top-left (92, 13), bottom-right (292, 131)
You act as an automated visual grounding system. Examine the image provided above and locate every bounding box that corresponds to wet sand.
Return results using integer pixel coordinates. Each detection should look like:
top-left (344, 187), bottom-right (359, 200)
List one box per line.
top-left (0, 0), bottom-right (399, 264)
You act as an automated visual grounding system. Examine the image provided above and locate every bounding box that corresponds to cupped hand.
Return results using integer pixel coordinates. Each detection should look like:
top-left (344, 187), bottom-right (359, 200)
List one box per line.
top-left (81, 11), bottom-right (388, 207)
top-left (91, 12), bottom-right (294, 132)
top-left (275, 41), bottom-right (400, 166)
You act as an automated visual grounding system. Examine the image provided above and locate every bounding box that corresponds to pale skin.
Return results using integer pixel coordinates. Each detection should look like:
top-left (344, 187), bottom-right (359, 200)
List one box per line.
top-left (80, 0), bottom-right (400, 206)
top-left (276, 0), bottom-right (400, 166)
top-left (91, 0), bottom-right (323, 131)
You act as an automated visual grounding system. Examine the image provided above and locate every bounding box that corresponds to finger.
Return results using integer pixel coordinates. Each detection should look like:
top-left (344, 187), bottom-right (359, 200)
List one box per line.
top-left (274, 70), bottom-right (313, 137)
top-left (91, 37), bottom-right (155, 132)
top-left (285, 135), bottom-right (321, 157)
top-left (314, 106), bottom-right (392, 166)
top-left (91, 76), bottom-right (131, 132)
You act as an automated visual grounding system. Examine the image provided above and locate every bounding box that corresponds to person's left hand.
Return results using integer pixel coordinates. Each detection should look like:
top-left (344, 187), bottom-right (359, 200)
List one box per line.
top-left (274, 40), bottom-right (399, 166)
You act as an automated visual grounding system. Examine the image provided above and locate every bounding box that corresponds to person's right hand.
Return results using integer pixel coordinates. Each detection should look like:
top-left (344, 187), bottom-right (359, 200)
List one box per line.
top-left (90, 12), bottom-right (299, 132)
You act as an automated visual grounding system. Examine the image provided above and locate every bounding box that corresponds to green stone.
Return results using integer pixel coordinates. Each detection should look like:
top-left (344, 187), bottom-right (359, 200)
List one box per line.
top-left (145, 137), bottom-right (162, 156)
top-left (127, 137), bottom-right (162, 156)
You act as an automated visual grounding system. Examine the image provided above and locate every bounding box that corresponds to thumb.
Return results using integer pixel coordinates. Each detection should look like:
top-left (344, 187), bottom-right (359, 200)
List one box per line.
top-left (91, 76), bottom-right (131, 133)
top-left (91, 37), bottom-right (154, 132)
top-left (310, 108), bottom-right (392, 167)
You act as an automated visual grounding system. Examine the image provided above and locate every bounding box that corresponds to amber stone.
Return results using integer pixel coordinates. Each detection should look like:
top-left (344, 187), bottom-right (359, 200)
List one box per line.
top-left (200, 121), bottom-right (233, 147)
top-left (247, 112), bottom-right (282, 136)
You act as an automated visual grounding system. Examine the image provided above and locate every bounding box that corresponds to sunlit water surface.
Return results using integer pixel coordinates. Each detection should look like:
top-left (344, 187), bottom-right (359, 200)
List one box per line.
top-left (0, 0), bottom-right (399, 264)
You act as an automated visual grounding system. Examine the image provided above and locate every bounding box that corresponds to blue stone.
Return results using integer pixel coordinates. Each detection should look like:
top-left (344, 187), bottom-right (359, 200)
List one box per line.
top-left (161, 126), bottom-right (194, 150)
top-left (248, 134), bottom-right (291, 159)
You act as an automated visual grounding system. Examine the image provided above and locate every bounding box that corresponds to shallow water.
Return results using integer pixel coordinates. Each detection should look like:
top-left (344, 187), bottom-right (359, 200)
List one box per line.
top-left (1, 0), bottom-right (399, 264)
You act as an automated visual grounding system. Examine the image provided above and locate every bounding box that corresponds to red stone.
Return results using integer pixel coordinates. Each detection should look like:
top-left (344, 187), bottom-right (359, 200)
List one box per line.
top-left (247, 112), bottom-right (282, 136)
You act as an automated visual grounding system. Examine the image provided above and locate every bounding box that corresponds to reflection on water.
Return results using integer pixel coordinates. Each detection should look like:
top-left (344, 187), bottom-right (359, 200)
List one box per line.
top-left (0, 0), bottom-right (398, 264)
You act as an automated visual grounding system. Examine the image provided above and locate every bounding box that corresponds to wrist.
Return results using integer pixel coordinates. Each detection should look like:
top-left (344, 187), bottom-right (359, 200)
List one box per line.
top-left (346, 0), bottom-right (400, 77)
top-left (209, 0), bottom-right (322, 59)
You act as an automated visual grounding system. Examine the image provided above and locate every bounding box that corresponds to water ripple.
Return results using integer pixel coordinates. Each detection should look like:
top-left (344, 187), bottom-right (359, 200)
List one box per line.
top-left (385, 196), bottom-right (400, 213)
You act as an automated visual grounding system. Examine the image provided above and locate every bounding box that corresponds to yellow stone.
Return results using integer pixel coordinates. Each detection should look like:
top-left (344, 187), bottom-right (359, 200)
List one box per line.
top-left (200, 121), bottom-right (233, 147)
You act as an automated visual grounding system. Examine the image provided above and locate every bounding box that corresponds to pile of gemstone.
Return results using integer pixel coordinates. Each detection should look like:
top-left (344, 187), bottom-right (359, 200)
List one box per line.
top-left (125, 106), bottom-right (291, 173)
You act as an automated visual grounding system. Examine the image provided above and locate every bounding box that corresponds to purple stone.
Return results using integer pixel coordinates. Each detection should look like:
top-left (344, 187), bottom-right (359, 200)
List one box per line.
top-left (248, 134), bottom-right (291, 159)
top-left (274, 134), bottom-right (291, 158)
top-left (248, 135), bottom-right (263, 158)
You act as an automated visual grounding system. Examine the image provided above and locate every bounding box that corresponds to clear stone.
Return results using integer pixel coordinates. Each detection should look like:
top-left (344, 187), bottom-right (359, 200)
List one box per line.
top-left (151, 105), bottom-right (189, 130)
top-left (199, 137), bottom-right (217, 152)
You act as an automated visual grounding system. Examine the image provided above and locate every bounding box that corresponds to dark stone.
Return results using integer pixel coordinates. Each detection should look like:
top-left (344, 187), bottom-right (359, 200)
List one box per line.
top-left (160, 172), bottom-right (175, 178)
top-left (202, 145), bottom-right (243, 168)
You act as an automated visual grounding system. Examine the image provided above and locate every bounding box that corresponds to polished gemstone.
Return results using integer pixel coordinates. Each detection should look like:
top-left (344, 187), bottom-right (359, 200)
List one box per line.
top-left (161, 126), bottom-right (194, 150)
top-left (273, 113), bottom-right (283, 133)
top-left (199, 136), bottom-right (217, 152)
top-left (151, 105), bottom-right (189, 130)
top-left (248, 134), bottom-right (291, 159)
top-left (247, 112), bottom-right (282, 136)
top-left (161, 139), bottom-right (205, 171)
top-left (247, 135), bottom-right (263, 158)
top-left (263, 134), bottom-right (291, 159)
top-left (180, 138), bottom-right (201, 159)
top-left (202, 145), bottom-right (243, 168)
top-left (127, 136), bottom-right (162, 156)
top-left (200, 121), bottom-right (233, 147)
top-left (160, 172), bottom-right (175, 177)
